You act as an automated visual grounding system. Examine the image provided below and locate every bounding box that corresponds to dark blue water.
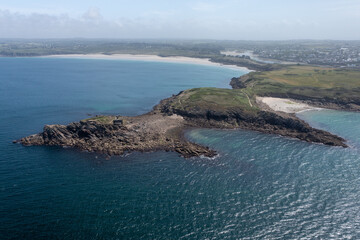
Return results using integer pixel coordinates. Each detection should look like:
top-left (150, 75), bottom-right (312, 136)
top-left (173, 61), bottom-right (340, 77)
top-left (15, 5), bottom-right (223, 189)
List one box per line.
top-left (1, 58), bottom-right (360, 239)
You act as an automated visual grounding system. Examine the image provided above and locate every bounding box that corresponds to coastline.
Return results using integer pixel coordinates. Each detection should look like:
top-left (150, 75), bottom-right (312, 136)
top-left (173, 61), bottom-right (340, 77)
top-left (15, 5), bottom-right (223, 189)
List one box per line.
top-left (17, 58), bottom-right (354, 158)
top-left (18, 89), bottom-right (348, 158)
top-left (256, 97), bottom-right (322, 114)
top-left (41, 54), bottom-right (251, 72)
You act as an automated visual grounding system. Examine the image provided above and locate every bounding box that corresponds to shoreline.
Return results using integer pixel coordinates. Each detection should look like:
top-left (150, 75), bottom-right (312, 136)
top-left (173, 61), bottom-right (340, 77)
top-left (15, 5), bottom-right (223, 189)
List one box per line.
top-left (41, 54), bottom-right (251, 72)
top-left (256, 97), bottom-right (322, 114)
top-left (17, 59), bottom-right (353, 158)
top-left (19, 91), bottom-right (348, 158)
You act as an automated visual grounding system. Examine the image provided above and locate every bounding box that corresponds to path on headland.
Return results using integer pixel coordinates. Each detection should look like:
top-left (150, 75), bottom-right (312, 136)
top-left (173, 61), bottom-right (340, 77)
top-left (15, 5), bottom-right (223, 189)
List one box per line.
top-left (241, 90), bottom-right (253, 107)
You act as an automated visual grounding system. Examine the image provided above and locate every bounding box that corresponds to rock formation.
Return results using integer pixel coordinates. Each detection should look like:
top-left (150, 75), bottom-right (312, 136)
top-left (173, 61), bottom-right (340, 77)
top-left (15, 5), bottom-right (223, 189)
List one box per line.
top-left (18, 88), bottom-right (347, 158)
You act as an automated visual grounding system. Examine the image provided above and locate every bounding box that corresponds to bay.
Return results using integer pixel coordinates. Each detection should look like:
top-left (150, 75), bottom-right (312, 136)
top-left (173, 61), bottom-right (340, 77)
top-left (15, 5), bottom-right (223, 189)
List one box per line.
top-left (1, 58), bottom-right (359, 239)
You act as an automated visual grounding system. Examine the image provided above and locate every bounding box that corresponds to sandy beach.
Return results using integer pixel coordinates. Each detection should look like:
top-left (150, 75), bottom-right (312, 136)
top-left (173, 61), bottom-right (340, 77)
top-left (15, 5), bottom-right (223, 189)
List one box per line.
top-left (257, 97), bottom-right (321, 113)
top-left (43, 54), bottom-right (250, 71)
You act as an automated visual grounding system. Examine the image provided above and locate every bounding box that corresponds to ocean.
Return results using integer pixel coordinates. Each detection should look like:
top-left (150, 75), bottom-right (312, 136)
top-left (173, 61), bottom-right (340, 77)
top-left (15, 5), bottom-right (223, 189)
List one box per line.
top-left (1, 57), bottom-right (360, 239)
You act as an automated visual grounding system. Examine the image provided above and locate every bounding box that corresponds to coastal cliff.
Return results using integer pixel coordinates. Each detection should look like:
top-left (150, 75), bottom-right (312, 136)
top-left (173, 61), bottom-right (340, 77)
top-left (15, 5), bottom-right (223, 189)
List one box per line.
top-left (19, 87), bottom-right (347, 158)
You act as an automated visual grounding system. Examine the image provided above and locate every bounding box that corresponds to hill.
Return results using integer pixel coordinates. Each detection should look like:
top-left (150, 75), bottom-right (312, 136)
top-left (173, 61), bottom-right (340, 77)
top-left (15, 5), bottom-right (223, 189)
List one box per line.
top-left (231, 65), bottom-right (360, 110)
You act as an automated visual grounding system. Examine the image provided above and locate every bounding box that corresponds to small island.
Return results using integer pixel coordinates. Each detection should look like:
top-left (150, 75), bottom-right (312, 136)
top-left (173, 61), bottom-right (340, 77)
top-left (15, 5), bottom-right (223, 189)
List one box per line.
top-left (19, 65), bottom-right (360, 158)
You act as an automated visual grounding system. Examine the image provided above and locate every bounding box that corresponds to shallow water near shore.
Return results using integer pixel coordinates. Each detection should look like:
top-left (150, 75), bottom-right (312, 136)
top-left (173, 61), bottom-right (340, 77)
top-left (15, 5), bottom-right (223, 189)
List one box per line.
top-left (1, 58), bottom-right (360, 239)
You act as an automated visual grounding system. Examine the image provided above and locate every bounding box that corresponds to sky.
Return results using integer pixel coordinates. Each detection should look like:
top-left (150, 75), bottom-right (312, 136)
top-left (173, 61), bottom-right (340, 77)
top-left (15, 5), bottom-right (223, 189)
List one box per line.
top-left (0, 0), bottom-right (359, 40)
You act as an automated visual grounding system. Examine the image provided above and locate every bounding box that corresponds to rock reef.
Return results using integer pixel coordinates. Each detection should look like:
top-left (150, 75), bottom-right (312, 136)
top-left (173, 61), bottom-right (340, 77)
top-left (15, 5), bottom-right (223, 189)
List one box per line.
top-left (20, 113), bottom-right (216, 158)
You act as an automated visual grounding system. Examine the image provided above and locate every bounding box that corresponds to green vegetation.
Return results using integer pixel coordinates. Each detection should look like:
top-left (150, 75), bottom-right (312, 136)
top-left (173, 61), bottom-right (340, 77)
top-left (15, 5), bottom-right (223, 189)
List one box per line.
top-left (232, 66), bottom-right (360, 105)
top-left (81, 115), bottom-right (116, 124)
top-left (257, 66), bottom-right (360, 88)
top-left (169, 88), bottom-right (259, 115)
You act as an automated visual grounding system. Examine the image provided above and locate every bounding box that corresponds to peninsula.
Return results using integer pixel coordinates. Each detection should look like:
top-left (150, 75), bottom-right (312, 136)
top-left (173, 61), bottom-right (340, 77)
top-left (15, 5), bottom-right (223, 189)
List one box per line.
top-left (19, 64), bottom-right (360, 158)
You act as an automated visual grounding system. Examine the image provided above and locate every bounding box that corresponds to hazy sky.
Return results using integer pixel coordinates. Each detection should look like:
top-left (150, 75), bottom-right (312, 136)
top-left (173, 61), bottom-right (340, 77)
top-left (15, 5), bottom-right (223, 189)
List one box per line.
top-left (0, 0), bottom-right (360, 40)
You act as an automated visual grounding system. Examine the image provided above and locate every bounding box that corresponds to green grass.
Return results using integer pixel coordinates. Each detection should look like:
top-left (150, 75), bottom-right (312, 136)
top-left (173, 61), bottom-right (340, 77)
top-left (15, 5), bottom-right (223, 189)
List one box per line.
top-left (81, 115), bottom-right (115, 124)
top-left (256, 66), bottom-right (360, 88)
top-left (170, 88), bottom-right (259, 115)
top-left (237, 66), bottom-right (360, 103)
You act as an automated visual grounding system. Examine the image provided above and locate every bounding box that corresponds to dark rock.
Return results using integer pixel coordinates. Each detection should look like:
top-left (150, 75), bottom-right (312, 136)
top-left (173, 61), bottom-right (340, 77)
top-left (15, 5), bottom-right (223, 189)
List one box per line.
top-left (18, 89), bottom-right (348, 159)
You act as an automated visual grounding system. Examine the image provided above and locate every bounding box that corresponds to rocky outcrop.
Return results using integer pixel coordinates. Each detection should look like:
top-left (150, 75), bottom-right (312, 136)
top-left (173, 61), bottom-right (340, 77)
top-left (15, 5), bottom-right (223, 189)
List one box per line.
top-left (19, 114), bottom-right (217, 158)
top-left (19, 88), bottom-right (347, 158)
top-left (158, 95), bottom-right (347, 148)
top-left (230, 75), bottom-right (252, 89)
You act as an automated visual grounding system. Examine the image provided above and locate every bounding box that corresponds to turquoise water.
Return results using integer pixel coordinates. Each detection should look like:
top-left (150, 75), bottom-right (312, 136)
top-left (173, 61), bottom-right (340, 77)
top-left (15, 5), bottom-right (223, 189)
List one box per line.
top-left (1, 58), bottom-right (360, 239)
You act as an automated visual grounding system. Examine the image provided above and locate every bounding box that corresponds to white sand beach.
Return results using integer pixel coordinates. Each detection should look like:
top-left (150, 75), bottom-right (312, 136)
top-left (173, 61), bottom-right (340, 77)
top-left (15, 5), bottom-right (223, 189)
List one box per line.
top-left (43, 54), bottom-right (250, 71)
top-left (257, 97), bottom-right (321, 113)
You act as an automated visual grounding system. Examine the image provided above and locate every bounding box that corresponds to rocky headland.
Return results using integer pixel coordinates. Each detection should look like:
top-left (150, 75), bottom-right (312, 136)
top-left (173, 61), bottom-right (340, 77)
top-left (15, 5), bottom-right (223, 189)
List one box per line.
top-left (19, 87), bottom-right (348, 158)
top-left (19, 65), bottom-right (360, 158)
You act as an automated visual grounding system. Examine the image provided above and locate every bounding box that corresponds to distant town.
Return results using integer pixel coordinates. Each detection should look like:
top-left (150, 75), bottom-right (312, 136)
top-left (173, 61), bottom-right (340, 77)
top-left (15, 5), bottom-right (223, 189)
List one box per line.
top-left (250, 42), bottom-right (360, 68)
top-left (1, 39), bottom-right (360, 69)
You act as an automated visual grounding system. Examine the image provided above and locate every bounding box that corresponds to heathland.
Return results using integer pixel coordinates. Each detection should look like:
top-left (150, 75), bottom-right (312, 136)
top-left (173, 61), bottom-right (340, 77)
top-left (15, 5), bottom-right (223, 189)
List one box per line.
top-left (231, 65), bottom-right (360, 111)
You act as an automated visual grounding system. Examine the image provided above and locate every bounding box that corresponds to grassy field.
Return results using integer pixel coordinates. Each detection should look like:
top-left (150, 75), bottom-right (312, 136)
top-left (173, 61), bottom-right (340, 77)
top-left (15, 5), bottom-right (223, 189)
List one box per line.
top-left (256, 66), bottom-right (360, 88)
top-left (234, 66), bottom-right (360, 104)
top-left (169, 88), bottom-right (259, 115)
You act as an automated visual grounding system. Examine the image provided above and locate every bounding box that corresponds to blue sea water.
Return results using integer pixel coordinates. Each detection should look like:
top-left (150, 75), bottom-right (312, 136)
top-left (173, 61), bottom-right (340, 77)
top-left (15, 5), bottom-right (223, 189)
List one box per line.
top-left (1, 57), bottom-right (360, 239)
